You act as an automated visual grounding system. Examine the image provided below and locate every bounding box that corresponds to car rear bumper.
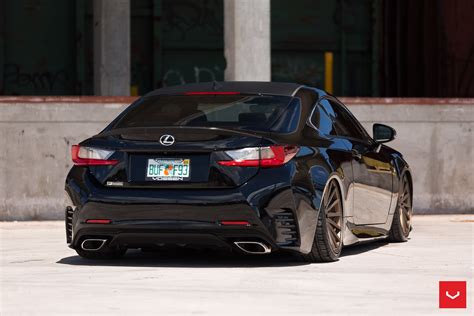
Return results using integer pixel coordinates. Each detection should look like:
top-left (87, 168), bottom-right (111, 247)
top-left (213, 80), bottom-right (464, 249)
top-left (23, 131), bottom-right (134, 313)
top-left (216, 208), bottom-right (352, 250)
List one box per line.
top-left (68, 200), bottom-right (278, 251)
top-left (66, 167), bottom-right (319, 254)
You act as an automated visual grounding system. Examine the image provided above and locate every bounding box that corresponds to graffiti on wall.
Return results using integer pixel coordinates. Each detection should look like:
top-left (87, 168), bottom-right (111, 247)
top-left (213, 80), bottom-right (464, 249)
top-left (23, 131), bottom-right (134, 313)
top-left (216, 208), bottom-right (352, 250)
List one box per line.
top-left (162, 65), bottom-right (224, 87)
top-left (2, 63), bottom-right (70, 94)
top-left (164, 0), bottom-right (223, 40)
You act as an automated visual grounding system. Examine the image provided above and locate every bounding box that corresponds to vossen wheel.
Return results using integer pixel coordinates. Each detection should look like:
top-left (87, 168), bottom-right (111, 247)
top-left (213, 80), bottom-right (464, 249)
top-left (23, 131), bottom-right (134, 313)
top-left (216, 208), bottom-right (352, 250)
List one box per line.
top-left (389, 173), bottom-right (412, 242)
top-left (300, 180), bottom-right (343, 262)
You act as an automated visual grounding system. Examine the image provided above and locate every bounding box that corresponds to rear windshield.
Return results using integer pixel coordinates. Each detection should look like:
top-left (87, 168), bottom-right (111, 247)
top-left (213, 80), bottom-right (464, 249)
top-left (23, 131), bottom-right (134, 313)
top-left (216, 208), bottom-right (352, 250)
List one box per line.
top-left (112, 95), bottom-right (301, 133)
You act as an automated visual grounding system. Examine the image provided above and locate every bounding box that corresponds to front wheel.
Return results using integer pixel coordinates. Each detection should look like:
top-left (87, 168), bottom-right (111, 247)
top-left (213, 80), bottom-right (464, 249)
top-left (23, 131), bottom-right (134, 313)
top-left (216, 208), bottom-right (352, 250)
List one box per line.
top-left (300, 180), bottom-right (343, 262)
top-left (389, 173), bottom-right (413, 242)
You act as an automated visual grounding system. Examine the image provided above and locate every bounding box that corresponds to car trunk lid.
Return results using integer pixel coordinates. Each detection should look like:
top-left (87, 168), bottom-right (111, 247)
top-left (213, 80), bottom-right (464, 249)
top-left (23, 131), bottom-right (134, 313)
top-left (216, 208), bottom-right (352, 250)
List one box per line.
top-left (84, 127), bottom-right (264, 189)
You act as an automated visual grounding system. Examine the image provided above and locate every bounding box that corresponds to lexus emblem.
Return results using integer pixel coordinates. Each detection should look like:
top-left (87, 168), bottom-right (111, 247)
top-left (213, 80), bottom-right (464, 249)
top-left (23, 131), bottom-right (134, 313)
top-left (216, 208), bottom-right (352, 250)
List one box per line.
top-left (159, 134), bottom-right (175, 146)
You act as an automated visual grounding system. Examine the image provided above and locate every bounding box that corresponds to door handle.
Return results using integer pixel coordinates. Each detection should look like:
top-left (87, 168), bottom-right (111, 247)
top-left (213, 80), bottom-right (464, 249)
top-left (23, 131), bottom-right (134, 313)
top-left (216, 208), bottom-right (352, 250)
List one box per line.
top-left (351, 149), bottom-right (362, 160)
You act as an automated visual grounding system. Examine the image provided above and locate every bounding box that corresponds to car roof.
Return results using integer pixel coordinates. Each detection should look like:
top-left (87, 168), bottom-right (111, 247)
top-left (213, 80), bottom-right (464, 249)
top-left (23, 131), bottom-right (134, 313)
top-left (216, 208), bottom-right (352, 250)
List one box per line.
top-left (144, 81), bottom-right (307, 97)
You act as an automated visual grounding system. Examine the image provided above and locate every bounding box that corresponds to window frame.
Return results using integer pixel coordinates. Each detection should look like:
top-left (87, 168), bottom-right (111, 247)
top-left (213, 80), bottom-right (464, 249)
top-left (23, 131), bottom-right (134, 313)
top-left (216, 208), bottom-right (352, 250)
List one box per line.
top-left (329, 97), bottom-right (373, 143)
top-left (308, 96), bottom-right (373, 144)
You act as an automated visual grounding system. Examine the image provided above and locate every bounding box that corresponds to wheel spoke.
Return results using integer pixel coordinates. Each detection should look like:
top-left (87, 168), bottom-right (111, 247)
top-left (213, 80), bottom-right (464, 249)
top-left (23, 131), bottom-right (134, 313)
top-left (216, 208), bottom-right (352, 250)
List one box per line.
top-left (326, 199), bottom-right (339, 213)
top-left (326, 217), bottom-right (341, 231)
top-left (403, 182), bottom-right (409, 196)
top-left (327, 226), bottom-right (336, 245)
top-left (406, 207), bottom-right (412, 221)
top-left (325, 188), bottom-right (336, 207)
top-left (400, 201), bottom-right (409, 210)
top-left (326, 209), bottom-right (342, 217)
top-left (328, 225), bottom-right (340, 244)
top-left (404, 207), bottom-right (411, 220)
top-left (322, 188), bottom-right (329, 206)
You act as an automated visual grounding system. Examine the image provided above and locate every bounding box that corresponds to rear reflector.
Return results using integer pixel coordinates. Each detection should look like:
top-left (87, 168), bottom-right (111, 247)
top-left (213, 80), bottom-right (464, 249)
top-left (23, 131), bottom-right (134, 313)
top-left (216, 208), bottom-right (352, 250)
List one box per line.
top-left (184, 91), bottom-right (240, 95)
top-left (218, 145), bottom-right (299, 168)
top-left (85, 219), bottom-right (112, 224)
top-left (72, 145), bottom-right (118, 166)
top-left (220, 220), bottom-right (251, 226)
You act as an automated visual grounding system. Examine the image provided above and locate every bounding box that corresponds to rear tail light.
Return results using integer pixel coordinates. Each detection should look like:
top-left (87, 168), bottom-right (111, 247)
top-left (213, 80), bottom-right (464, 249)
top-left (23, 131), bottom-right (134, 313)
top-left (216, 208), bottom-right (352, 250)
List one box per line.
top-left (71, 145), bottom-right (118, 166)
top-left (85, 219), bottom-right (112, 224)
top-left (218, 145), bottom-right (299, 168)
top-left (220, 220), bottom-right (251, 226)
top-left (184, 91), bottom-right (240, 95)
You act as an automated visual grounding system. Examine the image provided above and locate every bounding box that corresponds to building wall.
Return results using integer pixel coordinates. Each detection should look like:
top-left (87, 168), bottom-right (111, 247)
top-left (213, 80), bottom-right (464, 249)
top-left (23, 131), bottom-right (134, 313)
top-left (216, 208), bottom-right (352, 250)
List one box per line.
top-left (1, 0), bottom-right (78, 95)
top-left (0, 0), bottom-right (374, 96)
top-left (0, 97), bottom-right (472, 220)
top-left (1, 0), bottom-right (472, 97)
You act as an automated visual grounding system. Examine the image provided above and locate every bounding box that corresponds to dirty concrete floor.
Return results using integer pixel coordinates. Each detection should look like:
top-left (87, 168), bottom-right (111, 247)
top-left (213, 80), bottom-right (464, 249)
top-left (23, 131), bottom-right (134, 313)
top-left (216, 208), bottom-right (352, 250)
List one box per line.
top-left (0, 215), bottom-right (472, 315)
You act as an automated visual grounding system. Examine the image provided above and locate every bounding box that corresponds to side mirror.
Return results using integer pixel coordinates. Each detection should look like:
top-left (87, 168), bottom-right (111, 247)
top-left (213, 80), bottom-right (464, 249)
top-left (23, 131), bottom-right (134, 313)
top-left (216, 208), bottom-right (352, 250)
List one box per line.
top-left (373, 123), bottom-right (396, 143)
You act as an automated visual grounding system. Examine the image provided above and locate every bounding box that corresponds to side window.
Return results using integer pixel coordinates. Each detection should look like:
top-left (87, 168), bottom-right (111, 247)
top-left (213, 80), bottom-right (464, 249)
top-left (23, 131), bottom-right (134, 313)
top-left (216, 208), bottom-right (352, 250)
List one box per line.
top-left (328, 100), bottom-right (366, 140)
top-left (310, 99), bottom-right (335, 135)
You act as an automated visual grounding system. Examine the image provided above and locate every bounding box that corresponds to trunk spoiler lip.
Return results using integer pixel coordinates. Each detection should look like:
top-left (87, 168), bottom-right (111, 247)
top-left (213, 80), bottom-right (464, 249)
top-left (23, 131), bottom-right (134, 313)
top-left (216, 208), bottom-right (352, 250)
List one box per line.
top-left (95, 126), bottom-right (272, 139)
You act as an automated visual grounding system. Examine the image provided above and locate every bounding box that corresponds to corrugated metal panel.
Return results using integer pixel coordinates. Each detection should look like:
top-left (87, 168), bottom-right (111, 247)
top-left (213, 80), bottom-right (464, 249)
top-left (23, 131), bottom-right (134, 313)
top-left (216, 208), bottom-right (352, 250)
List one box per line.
top-left (130, 0), bottom-right (375, 96)
top-left (0, 0), bottom-right (374, 96)
top-left (380, 0), bottom-right (474, 97)
top-left (129, 0), bottom-right (225, 94)
top-left (3, 0), bottom-right (470, 97)
top-left (441, 0), bottom-right (474, 97)
top-left (1, 0), bottom-right (77, 95)
top-left (271, 0), bottom-right (374, 96)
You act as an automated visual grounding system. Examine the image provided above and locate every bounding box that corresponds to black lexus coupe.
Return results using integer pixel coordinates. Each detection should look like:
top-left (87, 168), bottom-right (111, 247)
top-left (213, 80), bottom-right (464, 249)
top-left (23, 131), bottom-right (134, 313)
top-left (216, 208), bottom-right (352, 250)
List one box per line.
top-left (65, 82), bottom-right (413, 262)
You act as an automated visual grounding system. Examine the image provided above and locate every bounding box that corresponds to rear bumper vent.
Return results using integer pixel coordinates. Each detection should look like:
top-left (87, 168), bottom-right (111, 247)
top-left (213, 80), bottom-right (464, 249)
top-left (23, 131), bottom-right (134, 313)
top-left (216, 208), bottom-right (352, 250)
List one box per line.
top-left (65, 207), bottom-right (74, 244)
top-left (274, 210), bottom-right (298, 246)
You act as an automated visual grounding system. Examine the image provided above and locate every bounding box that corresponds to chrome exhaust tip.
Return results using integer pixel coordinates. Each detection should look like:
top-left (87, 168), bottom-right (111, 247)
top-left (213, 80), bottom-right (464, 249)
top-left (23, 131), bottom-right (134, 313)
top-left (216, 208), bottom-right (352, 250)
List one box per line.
top-left (234, 241), bottom-right (271, 254)
top-left (81, 239), bottom-right (107, 251)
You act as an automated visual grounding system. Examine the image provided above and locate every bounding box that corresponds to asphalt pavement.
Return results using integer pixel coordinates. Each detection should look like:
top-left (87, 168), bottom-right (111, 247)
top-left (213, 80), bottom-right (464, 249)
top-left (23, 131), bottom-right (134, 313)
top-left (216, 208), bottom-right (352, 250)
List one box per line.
top-left (1, 215), bottom-right (472, 315)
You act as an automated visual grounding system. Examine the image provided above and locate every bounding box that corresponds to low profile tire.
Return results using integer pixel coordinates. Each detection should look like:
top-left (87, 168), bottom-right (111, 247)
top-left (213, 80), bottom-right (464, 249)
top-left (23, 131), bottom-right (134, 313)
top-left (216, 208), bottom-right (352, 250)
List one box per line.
top-left (75, 247), bottom-right (126, 260)
top-left (389, 173), bottom-right (413, 242)
top-left (300, 180), bottom-right (343, 263)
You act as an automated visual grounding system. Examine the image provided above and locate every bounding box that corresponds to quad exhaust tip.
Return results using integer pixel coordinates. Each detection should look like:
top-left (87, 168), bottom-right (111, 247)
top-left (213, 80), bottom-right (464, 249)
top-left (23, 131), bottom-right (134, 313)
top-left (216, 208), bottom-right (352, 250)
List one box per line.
top-left (81, 239), bottom-right (107, 251)
top-left (234, 241), bottom-right (271, 254)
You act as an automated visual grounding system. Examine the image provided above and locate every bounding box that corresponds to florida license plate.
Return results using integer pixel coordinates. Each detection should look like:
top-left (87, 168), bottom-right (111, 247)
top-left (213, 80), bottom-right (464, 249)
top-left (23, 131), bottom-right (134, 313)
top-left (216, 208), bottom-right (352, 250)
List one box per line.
top-left (146, 158), bottom-right (190, 181)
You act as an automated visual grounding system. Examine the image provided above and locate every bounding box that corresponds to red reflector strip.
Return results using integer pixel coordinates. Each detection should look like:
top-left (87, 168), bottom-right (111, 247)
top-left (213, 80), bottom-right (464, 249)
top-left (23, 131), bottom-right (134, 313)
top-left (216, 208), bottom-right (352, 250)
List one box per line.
top-left (86, 219), bottom-right (112, 224)
top-left (72, 158), bottom-right (119, 166)
top-left (217, 160), bottom-right (260, 167)
top-left (184, 91), bottom-right (240, 95)
top-left (220, 220), bottom-right (251, 226)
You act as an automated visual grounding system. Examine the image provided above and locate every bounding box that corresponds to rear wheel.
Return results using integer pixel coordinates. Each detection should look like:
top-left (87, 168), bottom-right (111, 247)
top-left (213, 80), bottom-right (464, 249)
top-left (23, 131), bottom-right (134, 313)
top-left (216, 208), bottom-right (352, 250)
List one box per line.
top-left (300, 180), bottom-right (343, 262)
top-left (389, 174), bottom-right (412, 242)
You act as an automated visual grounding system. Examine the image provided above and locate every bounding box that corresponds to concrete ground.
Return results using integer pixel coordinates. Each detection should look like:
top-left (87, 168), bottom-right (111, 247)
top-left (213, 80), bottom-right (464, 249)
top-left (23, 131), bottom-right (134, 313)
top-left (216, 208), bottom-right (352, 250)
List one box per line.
top-left (0, 215), bottom-right (472, 315)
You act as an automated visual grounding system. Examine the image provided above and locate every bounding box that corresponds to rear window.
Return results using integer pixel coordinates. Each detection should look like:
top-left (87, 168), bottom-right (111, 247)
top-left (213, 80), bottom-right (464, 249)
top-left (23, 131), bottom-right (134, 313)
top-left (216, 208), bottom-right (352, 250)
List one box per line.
top-left (112, 95), bottom-right (301, 133)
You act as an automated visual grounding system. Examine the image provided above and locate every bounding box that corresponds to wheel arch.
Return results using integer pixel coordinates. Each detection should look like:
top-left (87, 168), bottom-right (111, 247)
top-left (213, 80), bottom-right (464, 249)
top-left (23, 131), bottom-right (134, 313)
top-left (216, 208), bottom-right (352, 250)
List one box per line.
top-left (314, 172), bottom-right (346, 217)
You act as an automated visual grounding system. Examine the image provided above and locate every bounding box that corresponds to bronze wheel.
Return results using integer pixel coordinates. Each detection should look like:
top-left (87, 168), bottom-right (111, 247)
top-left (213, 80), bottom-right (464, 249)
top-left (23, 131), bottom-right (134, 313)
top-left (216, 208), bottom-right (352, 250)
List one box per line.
top-left (399, 175), bottom-right (412, 236)
top-left (389, 173), bottom-right (413, 242)
top-left (324, 180), bottom-right (343, 253)
top-left (300, 179), bottom-right (343, 262)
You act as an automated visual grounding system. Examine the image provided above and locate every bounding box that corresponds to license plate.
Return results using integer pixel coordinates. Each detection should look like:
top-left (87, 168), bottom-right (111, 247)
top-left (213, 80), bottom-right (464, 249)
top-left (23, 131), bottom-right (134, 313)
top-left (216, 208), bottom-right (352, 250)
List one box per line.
top-left (146, 158), bottom-right (190, 181)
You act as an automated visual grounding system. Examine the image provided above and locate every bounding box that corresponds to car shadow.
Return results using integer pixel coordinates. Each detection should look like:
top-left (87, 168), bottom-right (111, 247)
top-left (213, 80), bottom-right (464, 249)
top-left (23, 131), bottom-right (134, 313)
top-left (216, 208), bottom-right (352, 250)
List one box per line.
top-left (57, 240), bottom-right (390, 268)
top-left (341, 239), bottom-right (389, 257)
top-left (57, 248), bottom-right (309, 268)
